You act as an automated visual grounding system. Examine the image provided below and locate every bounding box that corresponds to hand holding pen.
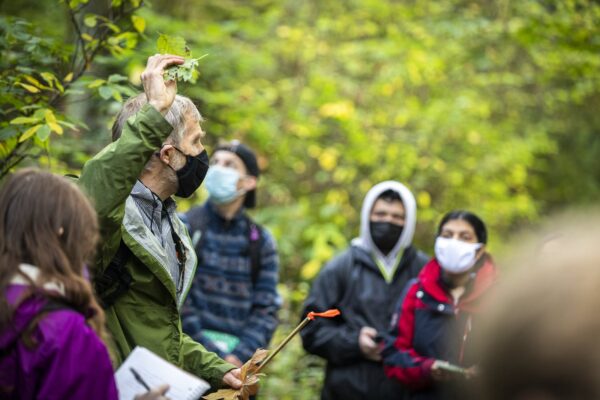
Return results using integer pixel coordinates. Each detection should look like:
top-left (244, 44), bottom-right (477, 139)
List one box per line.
top-left (130, 367), bottom-right (171, 400)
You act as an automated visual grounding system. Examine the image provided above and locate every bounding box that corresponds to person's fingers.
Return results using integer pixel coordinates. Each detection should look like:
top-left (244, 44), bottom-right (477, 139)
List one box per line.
top-left (154, 384), bottom-right (170, 395)
top-left (222, 369), bottom-right (243, 389)
top-left (155, 56), bottom-right (185, 72)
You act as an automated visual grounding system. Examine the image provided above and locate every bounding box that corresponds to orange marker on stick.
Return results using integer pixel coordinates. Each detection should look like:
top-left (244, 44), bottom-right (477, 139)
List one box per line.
top-left (203, 309), bottom-right (341, 400)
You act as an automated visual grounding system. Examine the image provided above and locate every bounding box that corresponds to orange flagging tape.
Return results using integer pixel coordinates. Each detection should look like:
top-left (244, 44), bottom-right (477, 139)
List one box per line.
top-left (307, 309), bottom-right (341, 320)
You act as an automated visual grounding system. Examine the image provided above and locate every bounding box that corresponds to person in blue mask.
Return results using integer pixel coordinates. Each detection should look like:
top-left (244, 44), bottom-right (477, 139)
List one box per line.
top-left (181, 141), bottom-right (281, 370)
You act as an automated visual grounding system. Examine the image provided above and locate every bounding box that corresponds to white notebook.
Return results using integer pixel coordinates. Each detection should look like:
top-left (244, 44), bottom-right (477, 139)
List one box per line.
top-left (115, 346), bottom-right (211, 400)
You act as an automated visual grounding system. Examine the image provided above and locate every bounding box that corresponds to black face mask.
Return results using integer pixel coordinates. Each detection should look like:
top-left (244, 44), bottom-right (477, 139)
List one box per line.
top-left (170, 148), bottom-right (209, 198)
top-left (370, 221), bottom-right (404, 255)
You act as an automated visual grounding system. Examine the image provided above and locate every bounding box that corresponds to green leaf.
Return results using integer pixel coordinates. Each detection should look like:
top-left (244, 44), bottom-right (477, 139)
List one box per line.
top-left (98, 85), bottom-right (113, 100)
top-left (84, 14), bottom-right (97, 28)
top-left (111, 87), bottom-right (123, 102)
top-left (156, 34), bottom-right (189, 57)
top-left (164, 55), bottom-right (206, 83)
top-left (0, 127), bottom-right (19, 141)
top-left (36, 124), bottom-right (51, 141)
top-left (108, 74), bottom-right (128, 83)
top-left (131, 15), bottom-right (145, 33)
top-left (103, 22), bottom-right (121, 33)
top-left (10, 116), bottom-right (40, 125)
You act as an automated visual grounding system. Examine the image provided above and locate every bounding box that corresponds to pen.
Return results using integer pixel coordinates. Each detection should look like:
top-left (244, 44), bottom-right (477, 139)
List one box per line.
top-left (130, 367), bottom-right (151, 391)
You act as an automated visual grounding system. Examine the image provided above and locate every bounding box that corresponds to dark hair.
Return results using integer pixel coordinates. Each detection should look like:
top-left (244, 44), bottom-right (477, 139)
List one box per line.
top-left (377, 189), bottom-right (403, 204)
top-left (437, 210), bottom-right (487, 244)
top-left (0, 169), bottom-right (109, 348)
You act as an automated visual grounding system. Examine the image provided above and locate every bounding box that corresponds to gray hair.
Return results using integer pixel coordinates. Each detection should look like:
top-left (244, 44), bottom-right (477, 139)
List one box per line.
top-left (111, 93), bottom-right (202, 143)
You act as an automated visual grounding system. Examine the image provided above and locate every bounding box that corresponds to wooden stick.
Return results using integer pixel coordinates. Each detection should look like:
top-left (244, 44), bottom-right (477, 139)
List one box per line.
top-left (254, 317), bottom-right (311, 374)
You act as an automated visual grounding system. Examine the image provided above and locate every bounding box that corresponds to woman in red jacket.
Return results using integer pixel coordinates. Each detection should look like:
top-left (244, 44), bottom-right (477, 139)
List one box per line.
top-left (383, 210), bottom-right (497, 400)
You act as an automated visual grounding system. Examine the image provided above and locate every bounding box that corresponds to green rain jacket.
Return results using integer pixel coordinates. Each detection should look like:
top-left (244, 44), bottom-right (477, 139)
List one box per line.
top-left (78, 104), bottom-right (234, 388)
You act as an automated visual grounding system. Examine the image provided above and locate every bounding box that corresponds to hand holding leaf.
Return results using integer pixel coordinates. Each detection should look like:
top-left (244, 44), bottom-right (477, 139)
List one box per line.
top-left (203, 310), bottom-right (340, 400)
top-left (203, 349), bottom-right (267, 400)
top-left (156, 34), bottom-right (207, 83)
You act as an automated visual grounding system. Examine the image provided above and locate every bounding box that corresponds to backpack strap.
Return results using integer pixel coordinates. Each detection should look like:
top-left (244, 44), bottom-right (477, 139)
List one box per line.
top-left (245, 215), bottom-right (263, 286)
top-left (94, 241), bottom-right (133, 309)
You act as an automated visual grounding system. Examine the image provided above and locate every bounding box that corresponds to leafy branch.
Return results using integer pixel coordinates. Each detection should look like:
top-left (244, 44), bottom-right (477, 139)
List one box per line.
top-left (0, 0), bottom-right (146, 179)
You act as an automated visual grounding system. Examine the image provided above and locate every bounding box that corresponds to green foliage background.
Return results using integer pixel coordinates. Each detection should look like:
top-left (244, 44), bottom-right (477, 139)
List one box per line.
top-left (2, 0), bottom-right (600, 398)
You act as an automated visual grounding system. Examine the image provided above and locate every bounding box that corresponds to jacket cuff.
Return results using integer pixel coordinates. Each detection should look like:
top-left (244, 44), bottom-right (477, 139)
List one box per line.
top-left (132, 103), bottom-right (173, 144)
top-left (210, 362), bottom-right (238, 389)
top-left (421, 358), bottom-right (436, 380)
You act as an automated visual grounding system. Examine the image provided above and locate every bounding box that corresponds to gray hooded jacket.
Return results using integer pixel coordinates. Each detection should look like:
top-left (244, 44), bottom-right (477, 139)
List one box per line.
top-left (301, 181), bottom-right (429, 400)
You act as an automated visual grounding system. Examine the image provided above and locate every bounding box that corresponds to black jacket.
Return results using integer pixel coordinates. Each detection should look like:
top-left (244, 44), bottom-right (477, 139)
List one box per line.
top-left (301, 244), bottom-right (429, 400)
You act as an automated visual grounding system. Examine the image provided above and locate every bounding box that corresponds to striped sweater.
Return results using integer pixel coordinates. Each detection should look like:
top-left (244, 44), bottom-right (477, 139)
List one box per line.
top-left (181, 201), bottom-right (281, 362)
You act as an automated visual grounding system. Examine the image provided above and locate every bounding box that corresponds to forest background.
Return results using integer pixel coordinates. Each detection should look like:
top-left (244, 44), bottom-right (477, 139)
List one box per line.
top-left (1, 0), bottom-right (599, 398)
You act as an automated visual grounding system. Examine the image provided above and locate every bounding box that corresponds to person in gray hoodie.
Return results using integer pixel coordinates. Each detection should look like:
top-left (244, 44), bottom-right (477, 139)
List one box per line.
top-left (301, 180), bottom-right (429, 400)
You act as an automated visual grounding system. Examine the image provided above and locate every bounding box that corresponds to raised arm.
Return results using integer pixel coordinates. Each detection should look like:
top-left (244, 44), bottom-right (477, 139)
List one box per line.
top-left (78, 55), bottom-right (183, 250)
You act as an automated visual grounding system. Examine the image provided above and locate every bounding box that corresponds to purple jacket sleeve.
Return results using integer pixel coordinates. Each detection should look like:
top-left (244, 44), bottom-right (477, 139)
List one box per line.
top-left (36, 310), bottom-right (118, 400)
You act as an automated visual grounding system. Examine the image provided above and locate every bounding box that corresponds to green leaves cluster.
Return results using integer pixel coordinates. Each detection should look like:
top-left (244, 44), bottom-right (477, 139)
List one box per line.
top-left (157, 34), bottom-right (206, 83)
top-left (0, 0), bottom-right (145, 178)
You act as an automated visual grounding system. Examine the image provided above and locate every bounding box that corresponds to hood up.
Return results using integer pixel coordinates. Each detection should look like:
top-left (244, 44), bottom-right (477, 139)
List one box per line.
top-left (351, 180), bottom-right (417, 271)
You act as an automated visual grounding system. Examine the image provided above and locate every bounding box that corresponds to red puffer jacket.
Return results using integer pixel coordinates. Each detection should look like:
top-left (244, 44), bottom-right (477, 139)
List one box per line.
top-left (383, 257), bottom-right (497, 399)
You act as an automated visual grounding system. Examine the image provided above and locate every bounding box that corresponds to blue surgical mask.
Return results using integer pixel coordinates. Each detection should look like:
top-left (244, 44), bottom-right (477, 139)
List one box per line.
top-left (204, 165), bottom-right (244, 204)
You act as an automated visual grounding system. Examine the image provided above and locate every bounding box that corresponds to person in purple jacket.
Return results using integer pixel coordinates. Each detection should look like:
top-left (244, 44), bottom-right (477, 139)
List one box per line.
top-left (0, 169), bottom-right (167, 400)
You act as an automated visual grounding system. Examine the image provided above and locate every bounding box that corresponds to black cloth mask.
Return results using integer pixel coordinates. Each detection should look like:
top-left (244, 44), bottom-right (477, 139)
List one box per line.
top-left (370, 221), bottom-right (404, 255)
top-left (170, 148), bottom-right (209, 198)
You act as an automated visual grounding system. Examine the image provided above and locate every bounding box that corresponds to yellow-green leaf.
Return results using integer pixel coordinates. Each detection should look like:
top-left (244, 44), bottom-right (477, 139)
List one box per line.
top-left (81, 33), bottom-right (94, 42)
top-left (23, 76), bottom-right (43, 88)
top-left (10, 116), bottom-right (40, 125)
top-left (18, 83), bottom-right (41, 93)
top-left (64, 72), bottom-right (73, 83)
top-left (157, 34), bottom-right (188, 57)
top-left (48, 122), bottom-right (63, 135)
top-left (131, 15), bottom-right (145, 33)
top-left (44, 109), bottom-right (57, 124)
top-left (84, 14), bottom-right (97, 28)
top-left (87, 79), bottom-right (106, 88)
top-left (40, 72), bottom-right (56, 86)
top-left (18, 125), bottom-right (42, 142)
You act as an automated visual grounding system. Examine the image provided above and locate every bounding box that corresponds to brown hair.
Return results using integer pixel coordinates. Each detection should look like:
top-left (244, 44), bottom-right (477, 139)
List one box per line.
top-left (475, 213), bottom-right (600, 400)
top-left (0, 168), bottom-right (109, 347)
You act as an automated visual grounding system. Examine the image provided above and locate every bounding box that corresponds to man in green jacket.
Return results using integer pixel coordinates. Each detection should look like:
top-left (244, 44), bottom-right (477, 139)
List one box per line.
top-left (78, 54), bottom-right (242, 390)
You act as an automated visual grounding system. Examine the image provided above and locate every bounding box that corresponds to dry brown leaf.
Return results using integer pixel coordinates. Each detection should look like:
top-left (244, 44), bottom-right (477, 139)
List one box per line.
top-left (202, 349), bottom-right (269, 400)
top-left (202, 388), bottom-right (239, 400)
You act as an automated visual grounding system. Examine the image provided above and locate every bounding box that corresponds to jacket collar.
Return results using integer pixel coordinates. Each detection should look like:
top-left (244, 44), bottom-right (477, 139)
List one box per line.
top-left (419, 257), bottom-right (497, 309)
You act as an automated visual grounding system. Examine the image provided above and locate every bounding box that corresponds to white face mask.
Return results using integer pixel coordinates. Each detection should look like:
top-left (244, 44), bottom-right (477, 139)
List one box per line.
top-left (434, 236), bottom-right (482, 274)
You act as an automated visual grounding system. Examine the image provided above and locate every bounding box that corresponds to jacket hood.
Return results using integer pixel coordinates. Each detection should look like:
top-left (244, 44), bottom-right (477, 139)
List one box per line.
top-left (351, 181), bottom-right (417, 269)
top-left (419, 257), bottom-right (497, 311)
